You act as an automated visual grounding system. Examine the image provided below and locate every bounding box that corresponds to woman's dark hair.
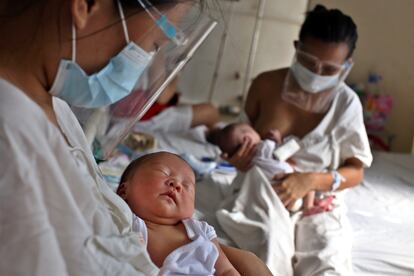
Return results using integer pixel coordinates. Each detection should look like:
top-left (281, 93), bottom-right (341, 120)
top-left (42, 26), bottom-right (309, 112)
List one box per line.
top-left (120, 0), bottom-right (180, 9)
top-left (0, 0), bottom-right (203, 43)
top-left (0, 0), bottom-right (198, 17)
top-left (299, 4), bottom-right (358, 58)
top-left (121, 0), bottom-right (183, 6)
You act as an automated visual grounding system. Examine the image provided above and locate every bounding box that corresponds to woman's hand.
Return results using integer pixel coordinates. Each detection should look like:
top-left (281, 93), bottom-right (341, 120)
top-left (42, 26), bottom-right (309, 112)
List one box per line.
top-left (272, 172), bottom-right (315, 207)
top-left (221, 137), bottom-right (256, 172)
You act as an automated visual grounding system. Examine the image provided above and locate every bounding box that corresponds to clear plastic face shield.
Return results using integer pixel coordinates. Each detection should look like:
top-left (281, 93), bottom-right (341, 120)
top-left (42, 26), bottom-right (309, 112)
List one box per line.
top-left (71, 0), bottom-right (217, 160)
top-left (282, 43), bottom-right (353, 113)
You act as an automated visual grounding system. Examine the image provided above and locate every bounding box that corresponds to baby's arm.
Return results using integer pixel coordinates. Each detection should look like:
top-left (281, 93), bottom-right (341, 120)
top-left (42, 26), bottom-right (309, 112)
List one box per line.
top-left (212, 239), bottom-right (240, 276)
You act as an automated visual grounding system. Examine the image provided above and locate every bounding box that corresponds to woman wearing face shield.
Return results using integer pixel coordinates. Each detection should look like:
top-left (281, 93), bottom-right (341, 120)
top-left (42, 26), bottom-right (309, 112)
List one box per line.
top-left (224, 5), bottom-right (373, 275)
top-left (0, 1), bottom-right (272, 275)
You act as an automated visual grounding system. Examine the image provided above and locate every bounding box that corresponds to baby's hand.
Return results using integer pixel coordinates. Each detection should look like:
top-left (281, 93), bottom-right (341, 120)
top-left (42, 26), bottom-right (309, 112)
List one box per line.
top-left (221, 137), bottom-right (256, 172)
top-left (264, 129), bottom-right (282, 144)
top-left (303, 193), bottom-right (336, 217)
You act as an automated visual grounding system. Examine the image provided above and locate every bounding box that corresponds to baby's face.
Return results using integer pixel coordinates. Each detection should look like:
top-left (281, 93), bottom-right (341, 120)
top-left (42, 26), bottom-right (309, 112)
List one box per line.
top-left (124, 153), bottom-right (196, 224)
top-left (231, 124), bottom-right (261, 147)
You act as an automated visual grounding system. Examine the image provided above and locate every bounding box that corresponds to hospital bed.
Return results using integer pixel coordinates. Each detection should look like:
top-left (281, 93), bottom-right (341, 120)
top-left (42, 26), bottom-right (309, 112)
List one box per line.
top-left (101, 127), bottom-right (414, 275)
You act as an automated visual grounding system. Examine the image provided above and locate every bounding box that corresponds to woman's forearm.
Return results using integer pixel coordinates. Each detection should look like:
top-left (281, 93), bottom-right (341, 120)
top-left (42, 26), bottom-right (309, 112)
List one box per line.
top-left (220, 244), bottom-right (272, 276)
top-left (310, 158), bottom-right (364, 192)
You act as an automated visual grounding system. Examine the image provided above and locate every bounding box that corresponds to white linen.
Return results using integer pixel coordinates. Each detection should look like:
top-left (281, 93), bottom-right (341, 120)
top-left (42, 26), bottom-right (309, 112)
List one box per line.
top-left (135, 105), bottom-right (193, 133)
top-left (137, 105), bottom-right (221, 159)
top-left (132, 104), bottom-right (220, 159)
top-left (0, 80), bottom-right (157, 275)
top-left (294, 194), bottom-right (353, 276)
top-left (253, 139), bottom-right (294, 179)
top-left (216, 166), bottom-right (353, 276)
top-left (132, 215), bottom-right (219, 275)
top-left (141, 125), bottom-right (220, 159)
top-left (216, 167), bottom-right (295, 276)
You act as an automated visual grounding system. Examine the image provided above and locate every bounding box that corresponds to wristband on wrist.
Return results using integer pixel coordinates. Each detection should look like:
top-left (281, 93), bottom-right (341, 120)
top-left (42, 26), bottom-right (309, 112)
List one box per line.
top-left (330, 170), bottom-right (346, 192)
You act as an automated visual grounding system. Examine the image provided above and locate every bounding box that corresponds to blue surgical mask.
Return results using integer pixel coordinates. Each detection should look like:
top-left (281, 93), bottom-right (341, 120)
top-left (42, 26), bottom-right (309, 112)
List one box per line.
top-left (49, 1), bottom-right (153, 108)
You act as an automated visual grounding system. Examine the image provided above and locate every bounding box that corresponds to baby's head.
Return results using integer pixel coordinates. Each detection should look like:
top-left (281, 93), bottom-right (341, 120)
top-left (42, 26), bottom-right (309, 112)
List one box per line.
top-left (209, 123), bottom-right (261, 156)
top-left (117, 152), bottom-right (196, 225)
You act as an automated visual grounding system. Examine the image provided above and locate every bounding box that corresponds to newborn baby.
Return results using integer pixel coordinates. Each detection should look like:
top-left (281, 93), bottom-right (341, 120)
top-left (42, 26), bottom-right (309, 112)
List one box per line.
top-left (117, 152), bottom-right (239, 275)
top-left (208, 123), bottom-right (313, 212)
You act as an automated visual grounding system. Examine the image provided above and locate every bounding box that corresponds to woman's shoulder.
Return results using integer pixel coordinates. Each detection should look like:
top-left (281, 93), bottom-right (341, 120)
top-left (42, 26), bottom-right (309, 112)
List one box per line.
top-left (329, 84), bottom-right (364, 128)
top-left (254, 68), bottom-right (288, 84)
top-left (0, 79), bottom-right (50, 134)
top-left (0, 80), bottom-right (61, 174)
top-left (250, 68), bottom-right (288, 97)
top-left (0, 80), bottom-right (79, 159)
top-left (335, 84), bottom-right (363, 113)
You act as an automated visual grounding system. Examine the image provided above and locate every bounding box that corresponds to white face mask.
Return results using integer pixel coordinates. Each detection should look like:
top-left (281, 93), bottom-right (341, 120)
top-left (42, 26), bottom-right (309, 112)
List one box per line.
top-left (290, 61), bottom-right (340, 93)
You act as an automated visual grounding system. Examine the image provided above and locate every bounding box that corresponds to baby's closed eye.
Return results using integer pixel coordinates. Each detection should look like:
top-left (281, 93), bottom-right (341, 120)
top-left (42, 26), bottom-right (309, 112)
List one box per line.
top-left (182, 181), bottom-right (194, 191)
top-left (153, 166), bottom-right (171, 176)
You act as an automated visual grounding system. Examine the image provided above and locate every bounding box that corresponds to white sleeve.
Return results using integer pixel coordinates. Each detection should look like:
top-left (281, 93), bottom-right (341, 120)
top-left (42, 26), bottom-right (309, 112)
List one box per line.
top-left (132, 214), bottom-right (148, 247)
top-left (334, 92), bottom-right (373, 168)
top-left (0, 139), bottom-right (68, 275)
top-left (198, 220), bottom-right (217, 241)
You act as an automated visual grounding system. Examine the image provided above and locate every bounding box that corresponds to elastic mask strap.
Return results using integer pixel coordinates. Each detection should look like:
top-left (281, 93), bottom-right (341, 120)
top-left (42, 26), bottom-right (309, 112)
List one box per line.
top-left (72, 23), bottom-right (76, 61)
top-left (339, 61), bottom-right (353, 82)
top-left (71, 2), bottom-right (129, 62)
top-left (136, 0), bottom-right (185, 45)
top-left (117, 0), bottom-right (130, 44)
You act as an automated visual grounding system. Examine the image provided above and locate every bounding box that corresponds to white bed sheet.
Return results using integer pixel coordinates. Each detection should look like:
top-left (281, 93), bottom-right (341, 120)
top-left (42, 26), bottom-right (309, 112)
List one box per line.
top-left (110, 128), bottom-right (414, 275)
top-left (345, 152), bottom-right (414, 275)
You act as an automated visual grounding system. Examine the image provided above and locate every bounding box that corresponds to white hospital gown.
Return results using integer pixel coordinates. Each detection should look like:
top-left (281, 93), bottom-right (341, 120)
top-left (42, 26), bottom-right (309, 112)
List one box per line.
top-left (0, 80), bottom-right (158, 275)
top-left (132, 215), bottom-right (219, 275)
top-left (292, 84), bottom-right (372, 172)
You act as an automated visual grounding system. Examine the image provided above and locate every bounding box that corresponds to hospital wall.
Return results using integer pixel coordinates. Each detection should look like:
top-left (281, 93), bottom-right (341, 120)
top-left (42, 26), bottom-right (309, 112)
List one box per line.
top-left (309, 0), bottom-right (414, 153)
top-left (178, 0), bottom-right (307, 106)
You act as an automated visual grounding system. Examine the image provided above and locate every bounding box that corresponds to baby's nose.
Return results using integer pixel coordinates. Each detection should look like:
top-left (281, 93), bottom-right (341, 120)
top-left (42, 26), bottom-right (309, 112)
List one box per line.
top-left (168, 179), bottom-right (182, 191)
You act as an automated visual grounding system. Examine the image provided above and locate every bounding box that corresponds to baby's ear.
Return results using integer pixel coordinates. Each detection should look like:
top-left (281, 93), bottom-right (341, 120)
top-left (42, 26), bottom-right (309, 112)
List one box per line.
top-left (116, 182), bottom-right (128, 199)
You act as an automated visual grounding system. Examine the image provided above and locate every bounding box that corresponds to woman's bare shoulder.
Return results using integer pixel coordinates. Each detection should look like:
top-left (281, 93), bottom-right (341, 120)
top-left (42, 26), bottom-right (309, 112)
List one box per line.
top-left (255, 68), bottom-right (287, 80)
top-left (251, 68), bottom-right (288, 96)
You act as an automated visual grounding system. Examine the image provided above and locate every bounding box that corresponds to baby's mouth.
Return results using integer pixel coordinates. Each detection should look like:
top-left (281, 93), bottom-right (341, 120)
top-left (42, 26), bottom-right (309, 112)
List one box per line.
top-left (160, 191), bottom-right (177, 203)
